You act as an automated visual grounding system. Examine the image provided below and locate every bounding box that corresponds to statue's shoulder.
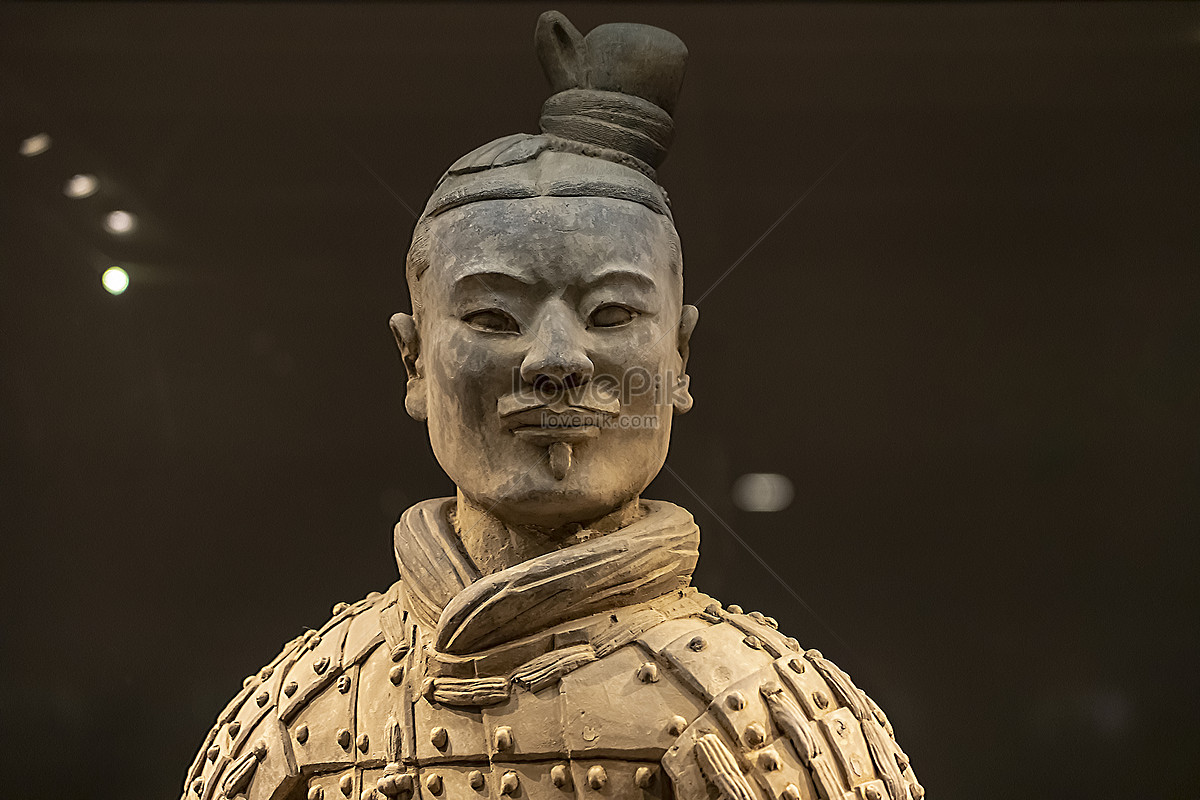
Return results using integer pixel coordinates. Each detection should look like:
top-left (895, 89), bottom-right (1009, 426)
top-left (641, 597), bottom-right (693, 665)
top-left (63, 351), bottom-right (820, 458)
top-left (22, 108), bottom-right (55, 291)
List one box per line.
top-left (649, 602), bottom-right (924, 800)
top-left (179, 583), bottom-right (405, 800)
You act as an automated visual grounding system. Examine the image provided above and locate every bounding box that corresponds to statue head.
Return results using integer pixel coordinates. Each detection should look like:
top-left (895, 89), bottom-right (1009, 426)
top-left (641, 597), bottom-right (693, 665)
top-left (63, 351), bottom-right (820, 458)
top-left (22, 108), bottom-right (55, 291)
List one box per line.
top-left (391, 12), bottom-right (698, 529)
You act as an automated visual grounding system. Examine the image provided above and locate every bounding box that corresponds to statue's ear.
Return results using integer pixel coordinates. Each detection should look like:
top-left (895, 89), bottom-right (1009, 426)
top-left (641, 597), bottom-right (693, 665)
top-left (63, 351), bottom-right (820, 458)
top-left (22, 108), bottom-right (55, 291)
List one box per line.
top-left (535, 10), bottom-right (588, 93)
top-left (389, 313), bottom-right (427, 422)
top-left (673, 304), bottom-right (699, 414)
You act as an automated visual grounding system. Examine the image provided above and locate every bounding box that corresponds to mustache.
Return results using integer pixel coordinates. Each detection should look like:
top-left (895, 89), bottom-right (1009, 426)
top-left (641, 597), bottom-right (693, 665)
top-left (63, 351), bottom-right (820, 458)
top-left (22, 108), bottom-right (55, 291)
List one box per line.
top-left (497, 382), bottom-right (621, 418)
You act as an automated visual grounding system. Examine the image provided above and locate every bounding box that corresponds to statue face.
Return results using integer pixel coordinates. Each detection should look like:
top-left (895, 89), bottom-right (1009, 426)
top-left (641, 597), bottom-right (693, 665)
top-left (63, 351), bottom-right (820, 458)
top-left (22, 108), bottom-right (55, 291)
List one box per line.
top-left (395, 196), bottom-right (696, 528)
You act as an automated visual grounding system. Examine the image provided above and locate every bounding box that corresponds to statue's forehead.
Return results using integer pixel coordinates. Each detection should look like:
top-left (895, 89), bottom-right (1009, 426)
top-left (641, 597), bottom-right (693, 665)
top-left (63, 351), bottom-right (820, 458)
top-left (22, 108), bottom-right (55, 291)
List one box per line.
top-left (425, 197), bottom-right (671, 279)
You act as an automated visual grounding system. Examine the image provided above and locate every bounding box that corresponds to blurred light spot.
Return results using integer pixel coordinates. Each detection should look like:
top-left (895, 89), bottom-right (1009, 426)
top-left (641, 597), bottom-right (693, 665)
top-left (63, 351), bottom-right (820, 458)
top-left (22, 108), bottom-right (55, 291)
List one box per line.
top-left (102, 266), bottom-right (129, 295)
top-left (19, 133), bottom-right (51, 157)
top-left (63, 173), bottom-right (98, 199)
top-left (104, 210), bottom-right (136, 234)
top-left (732, 473), bottom-right (794, 512)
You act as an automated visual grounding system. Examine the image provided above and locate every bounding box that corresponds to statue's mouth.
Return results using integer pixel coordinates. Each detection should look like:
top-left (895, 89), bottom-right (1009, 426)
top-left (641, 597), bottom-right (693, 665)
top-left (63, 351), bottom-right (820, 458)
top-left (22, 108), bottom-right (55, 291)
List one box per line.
top-left (509, 411), bottom-right (603, 445)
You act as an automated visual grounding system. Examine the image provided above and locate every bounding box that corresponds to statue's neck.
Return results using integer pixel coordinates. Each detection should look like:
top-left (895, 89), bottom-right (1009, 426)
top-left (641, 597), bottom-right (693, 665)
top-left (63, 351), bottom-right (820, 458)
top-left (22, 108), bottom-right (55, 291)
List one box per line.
top-left (451, 489), bottom-right (644, 576)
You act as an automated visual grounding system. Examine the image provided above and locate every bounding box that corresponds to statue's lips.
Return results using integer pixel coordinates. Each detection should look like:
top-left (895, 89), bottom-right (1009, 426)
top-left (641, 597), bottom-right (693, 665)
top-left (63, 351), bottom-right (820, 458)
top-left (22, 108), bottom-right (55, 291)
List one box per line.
top-left (507, 409), bottom-right (605, 446)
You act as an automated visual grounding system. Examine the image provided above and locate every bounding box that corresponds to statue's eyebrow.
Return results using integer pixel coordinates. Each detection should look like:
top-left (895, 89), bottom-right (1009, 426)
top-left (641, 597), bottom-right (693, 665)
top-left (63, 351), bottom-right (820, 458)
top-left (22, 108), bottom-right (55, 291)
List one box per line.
top-left (584, 266), bottom-right (657, 291)
top-left (452, 267), bottom-right (537, 290)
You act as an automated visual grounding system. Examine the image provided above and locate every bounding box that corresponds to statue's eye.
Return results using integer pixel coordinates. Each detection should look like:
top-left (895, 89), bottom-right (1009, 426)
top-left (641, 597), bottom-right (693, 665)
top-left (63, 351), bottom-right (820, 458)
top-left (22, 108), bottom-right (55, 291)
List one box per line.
top-left (463, 309), bottom-right (520, 333)
top-left (589, 304), bottom-right (636, 328)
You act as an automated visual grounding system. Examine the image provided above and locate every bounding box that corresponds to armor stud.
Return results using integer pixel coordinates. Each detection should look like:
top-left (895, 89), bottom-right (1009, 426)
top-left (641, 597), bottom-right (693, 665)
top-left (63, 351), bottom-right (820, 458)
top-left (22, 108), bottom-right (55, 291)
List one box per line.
top-left (468, 770), bottom-right (485, 790)
top-left (314, 656), bottom-right (330, 675)
top-left (228, 721), bottom-right (241, 738)
top-left (500, 771), bottom-right (519, 795)
top-left (337, 675), bottom-right (352, 693)
top-left (493, 725), bottom-right (513, 751)
top-left (748, 612), bottom-right (766, 624)
top-left (308, 634), bottom-right (322, 649)
top-left (337, 728), bottom-right (351, 749)
top-left (788, 658), bottom-right (805, 674)
top-left (587, 765), bottom-right (608, 790)
top-left (191, 778), bottom-right (203, 795)
top-left (743, 636), bottom-right (762, 650)
top-left (667, 714), bottom-right (688, 736)
top-left (296, 724), bottom-right (309, 744)
top-left (339, 773), bottom-right (353, 796)
top-left (207, 744), bottom-right (220, 762)
top-left (308, 787), bottom-right (324, 800)
top-left (284, 681), bottom-right (298, 697)
top-left (782, 784), bottom-right (801, 800)
top-left (357, 733), bottom-right (370, 753)
top-left (727, 605), bottom-right (744, 614)
top-left (252, 740), bottom-right (267, 759)
top-left (430, 726), bottom-right (448, 749)
top-left (333, 602), bottom-right (350, 615)
top-left (551, 764), bottom-right (571, 789)
top-left (912, 783), bottom-right (925, 799)
top-left (745, 722), bottom-right (766, 747)
top-left (242, 676), bottom-right (256, 689)
top-left (425, 773), bottom-right (442, 795)
top-left (784, 637), bottom-right (801, 652)
top-left (389, 666), bottom-right (404, 686)
top-left (812, 691), bottom-right (830, 710)
top-left (635, 766), bottom-right (655, 789)
top-left (759, 748), bottom-right (782, 771)
top-left (765, 616), bottom-right (779, 629)
top-left (375, 776), bottom-right (397, 797)
top-left (637, 662), bottom-right (659, 683)
top-left (256, 690), bottom-right (270, 707)
top-left (726, 692), bottom-right (746, 711)
top-left (688, 636), bottom-right (706, 652)
top-left (864, 786), bottom-right (882, 800)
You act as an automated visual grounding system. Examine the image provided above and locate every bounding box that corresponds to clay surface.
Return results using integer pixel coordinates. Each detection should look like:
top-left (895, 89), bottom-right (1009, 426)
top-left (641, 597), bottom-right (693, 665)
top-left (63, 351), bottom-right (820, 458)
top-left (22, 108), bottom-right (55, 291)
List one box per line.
top-left (181, 11), bottom-right (921, 800)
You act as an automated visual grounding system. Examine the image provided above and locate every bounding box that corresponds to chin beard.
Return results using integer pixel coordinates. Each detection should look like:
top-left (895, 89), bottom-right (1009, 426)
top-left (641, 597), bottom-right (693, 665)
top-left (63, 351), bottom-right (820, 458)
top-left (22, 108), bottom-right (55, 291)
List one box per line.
top-left (548, 442), bottom-right (573, 481)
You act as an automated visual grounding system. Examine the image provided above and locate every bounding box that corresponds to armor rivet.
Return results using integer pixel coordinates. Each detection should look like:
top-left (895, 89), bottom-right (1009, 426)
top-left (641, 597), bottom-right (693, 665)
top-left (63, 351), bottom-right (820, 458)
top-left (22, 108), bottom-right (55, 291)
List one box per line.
top-left (252, 740), bottom-right (267, 759)
top-left (337, 675), bottom-right (352, 693)
top-left (587, 765), bottom-right (608, 790)
top-left (425, 773), bottom-right (443, 795)
top-left (357, 733), bottom-right (370, 753)
top-left (749, 611), bottom-right (766, 624)
top-left (782, 784), bottom-right (801, 800)
top-left (813, 691), bottom-right (830, 710)
top-left (376, 776), bottom-right (397, 797)
top-left (667, 715), bottom-right (688, 736)
top-left (865, 786), bottom-right (882, 800)
top-left (256, 690), bottom-right (270, 707)
top-left (635, 766), bottom-right (655, 789)
top-left (367, 591), bottom-right (381, 600)
top-left (500, 771), bottom-right (519, 795)
top-left (430, 726), bottom-right (448, 749)
top-left (191, 778), bottom-right (204, 795)
top-left (788, 657), bottom-right (805, 674)
top-left (493, 725), bottom-right (513, 751)
top-left (284, 680), bottom-right (298, 697)
top-left (743, 635), bottom-right (762, 650)
top-left (333, 602), bottom-right (350, 615)
top-left (765, 616), bottom-right (779, 629)
top-left (314, 656), bottom-right (330, 674)
top-left (726, 691), bottom-right (746, 710)
top-left (911, 783), bottom-right (925, 799)
top-left (728, 604), bottom-right (744, 615)
top-left (896, 754), bottom-right (909, 772)
top-left (389, 666), bottom-right (404, 686)
top-left (806, 649), bottom-right (823, 660)
top-left (785, 637), bottom-right (801, 652)
top-left (308, 787), bottom-right (325, 800)
top-left (308, 634), bottom-right (322, 648)
top-left (396, 774), bottom-right (413, 793)
top-left (304, 629), bottom-right (318, 640)
top-left (688, 636), bottom-right (706, 652)
top-left (759, 748), bottom-right (781, 771)
top-left (468, 770), bottom-right (485, 791)
top-left (390, 645), bottom-right (407, 662)
top-left (260, 665), bottom-right (274, 679)
top-left (337, 728), bottom-right (351, 749)
top-left (228, 721), bottom-right (241, 738)
top-left (705, 603), bottom-right (722, 616)
top-left (242, 675), bottom-right (256, 688)
top-left (637, 662), bottom-right (659, 683)
top-left (296, 725), bottom-right (309, 744)
top-left (551, 764), bottom-right (571, 789)
top-left (339, 774), bottom-right (353, 796)
top-left (361, 789), bottom-right (376, 800)
top-left (207, 744), bottom-right (220, 762)
top-left (745, 722), bottom-right (766, 747)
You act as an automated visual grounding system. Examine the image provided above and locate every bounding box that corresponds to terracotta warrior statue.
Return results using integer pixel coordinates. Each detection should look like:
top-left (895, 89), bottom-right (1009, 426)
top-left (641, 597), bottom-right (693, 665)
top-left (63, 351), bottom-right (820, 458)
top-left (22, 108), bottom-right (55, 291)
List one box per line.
top-left (181, 12), bottom-right (922, 800)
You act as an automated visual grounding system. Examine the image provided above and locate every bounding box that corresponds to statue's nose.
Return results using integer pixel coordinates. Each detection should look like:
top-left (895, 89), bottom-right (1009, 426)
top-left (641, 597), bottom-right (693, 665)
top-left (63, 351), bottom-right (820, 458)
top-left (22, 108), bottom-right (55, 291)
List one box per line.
top-left (520, 305), bottom-right (594, 389)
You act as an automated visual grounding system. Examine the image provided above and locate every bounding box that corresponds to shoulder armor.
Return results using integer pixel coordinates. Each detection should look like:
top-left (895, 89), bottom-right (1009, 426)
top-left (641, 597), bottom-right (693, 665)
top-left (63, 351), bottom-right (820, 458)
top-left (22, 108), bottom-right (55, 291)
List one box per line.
top-left (651, 606), bottom-right (923, 800)
top-left (180, 585), bottom-right (398, 800)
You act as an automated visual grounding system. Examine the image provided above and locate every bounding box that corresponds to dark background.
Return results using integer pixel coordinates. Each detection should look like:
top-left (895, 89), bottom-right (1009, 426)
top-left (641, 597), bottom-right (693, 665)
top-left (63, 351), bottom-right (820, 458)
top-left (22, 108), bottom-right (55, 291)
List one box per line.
top-left (2, 3), bottom-right (1198, 798)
